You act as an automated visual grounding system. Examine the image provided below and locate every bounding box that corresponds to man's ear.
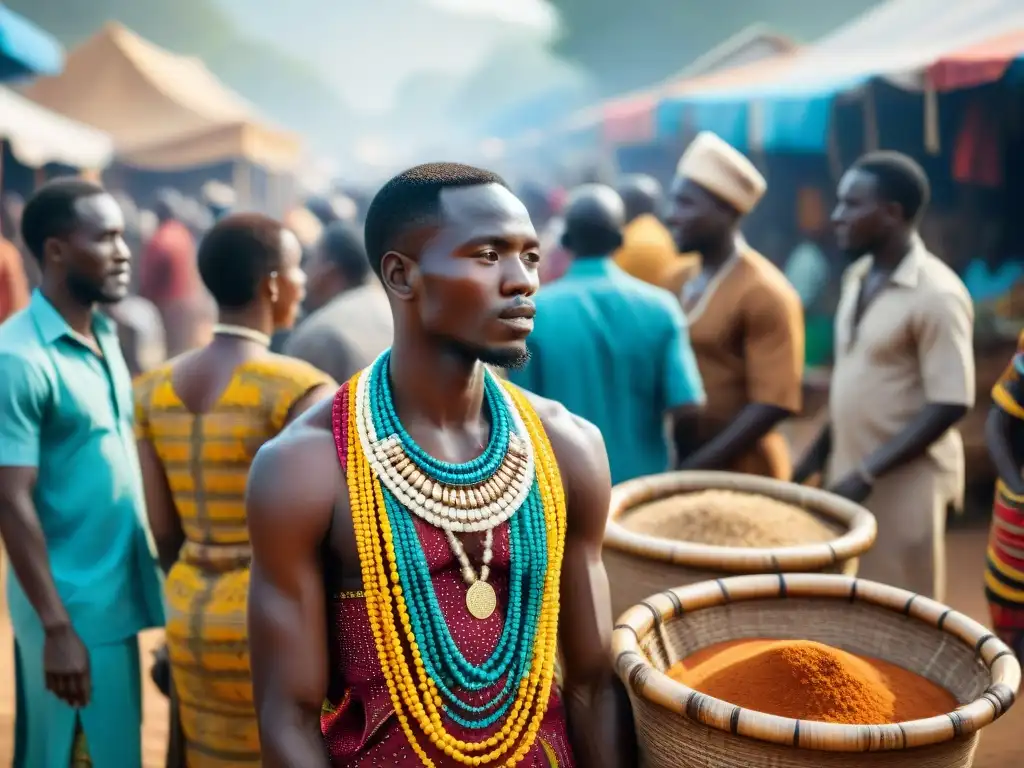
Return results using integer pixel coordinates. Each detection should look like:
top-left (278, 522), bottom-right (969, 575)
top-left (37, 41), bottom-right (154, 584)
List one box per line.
top-left (380, 250), bottom-right (417, 301)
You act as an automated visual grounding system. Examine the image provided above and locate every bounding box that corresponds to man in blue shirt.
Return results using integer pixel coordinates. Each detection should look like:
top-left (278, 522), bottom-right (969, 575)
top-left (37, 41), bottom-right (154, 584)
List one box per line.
top-left (0, 179), bottom-right (164, 767)
top-left (509, 184), bottom-right (705, 484)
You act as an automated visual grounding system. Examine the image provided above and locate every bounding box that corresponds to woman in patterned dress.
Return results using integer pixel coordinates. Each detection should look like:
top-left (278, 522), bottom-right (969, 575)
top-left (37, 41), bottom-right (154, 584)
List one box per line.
top-left (134, 213), bottom-right (336, 767)
top-left (985, 332), bottom-right (1024, 658)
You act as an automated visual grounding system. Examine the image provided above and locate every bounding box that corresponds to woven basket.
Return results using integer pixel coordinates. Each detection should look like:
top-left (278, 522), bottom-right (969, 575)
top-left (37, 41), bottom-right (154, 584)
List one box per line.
top-left (604, 471), bottom-right (876, 619)
top-left (613, 574), bottom-right (1021, 767)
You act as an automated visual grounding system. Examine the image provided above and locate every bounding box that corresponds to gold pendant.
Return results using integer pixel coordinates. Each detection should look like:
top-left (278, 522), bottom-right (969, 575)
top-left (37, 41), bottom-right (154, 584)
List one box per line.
top-left (466, 580), bottom-right (497, 620)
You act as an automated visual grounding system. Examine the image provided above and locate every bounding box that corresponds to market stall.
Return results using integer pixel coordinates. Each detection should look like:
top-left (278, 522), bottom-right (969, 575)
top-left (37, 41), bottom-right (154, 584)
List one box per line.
top-left (24, 22), bottom-right (301, 210)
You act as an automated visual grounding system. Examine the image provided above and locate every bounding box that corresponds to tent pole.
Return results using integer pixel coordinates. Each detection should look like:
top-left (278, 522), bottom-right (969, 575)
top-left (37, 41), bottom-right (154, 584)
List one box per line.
top-left (923, 84), bottom-right (941, 155)
top-left (863, 84), bottom-right (879, 153)
top-left (826, 98), bottom-right (843, 183)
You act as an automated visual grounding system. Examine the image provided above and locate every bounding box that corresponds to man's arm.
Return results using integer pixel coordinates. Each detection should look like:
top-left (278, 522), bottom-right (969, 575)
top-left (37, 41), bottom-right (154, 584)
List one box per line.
top-left (681, 284), bottom-right (804, 471)
top-left (793, 422), bottom-right (832, 484)
top-left (246, 424), bottom-right (338, 768)
top-left (987, 355), bottom-right (1024, 495)
top-left (0, 356), bottom-right (68, 631)
top-left (541, 401), bottom-right (637, 768)
top-left (987, 406), bottom-right (1024, 495)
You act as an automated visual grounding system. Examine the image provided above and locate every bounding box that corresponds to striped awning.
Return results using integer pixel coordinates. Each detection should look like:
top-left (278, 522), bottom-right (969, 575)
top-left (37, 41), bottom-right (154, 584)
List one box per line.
top-left (928, 27), bottom-right (1024, 91)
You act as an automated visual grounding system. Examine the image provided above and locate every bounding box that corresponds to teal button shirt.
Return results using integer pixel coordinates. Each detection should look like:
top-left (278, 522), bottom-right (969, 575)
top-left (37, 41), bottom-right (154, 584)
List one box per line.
top-left (509, 258), bottom-right (705, 484)
top-left (0, 291), bottom-right (164, 645)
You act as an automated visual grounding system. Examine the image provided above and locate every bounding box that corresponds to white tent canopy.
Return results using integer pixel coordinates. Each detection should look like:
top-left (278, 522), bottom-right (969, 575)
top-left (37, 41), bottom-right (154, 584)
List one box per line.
top-left (692, 0), bottom-right (1024, 98)
top-left (0, 86), bottom-right (114, 169)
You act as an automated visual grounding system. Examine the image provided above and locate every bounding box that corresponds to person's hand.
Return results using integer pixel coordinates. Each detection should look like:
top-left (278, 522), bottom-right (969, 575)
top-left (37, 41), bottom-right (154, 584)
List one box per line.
top-left (792, 460), bottom-right (817, 485)
top-left (827, 473), bottom-right (873, 504)
top-left (43, 624), bottom-right (91, 708)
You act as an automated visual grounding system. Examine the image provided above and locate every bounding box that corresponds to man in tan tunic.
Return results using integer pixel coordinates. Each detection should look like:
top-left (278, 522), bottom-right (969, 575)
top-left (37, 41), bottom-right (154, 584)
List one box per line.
top-left (794, 152), bottom-right (974, 601)
top-left (667, 132), bottom-right (805, 478)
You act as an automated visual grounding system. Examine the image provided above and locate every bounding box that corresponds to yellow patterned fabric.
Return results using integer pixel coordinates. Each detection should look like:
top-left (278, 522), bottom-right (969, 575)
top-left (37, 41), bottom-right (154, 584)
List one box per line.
top-left (134, 355), bottom-right (334, 768)
top-left (70, 719), bottom-right (91, 767)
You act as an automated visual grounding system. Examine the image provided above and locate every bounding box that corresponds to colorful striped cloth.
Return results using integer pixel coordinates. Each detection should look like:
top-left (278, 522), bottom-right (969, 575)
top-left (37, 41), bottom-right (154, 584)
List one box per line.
top-left (985, 342), bottom-right (1024, 658)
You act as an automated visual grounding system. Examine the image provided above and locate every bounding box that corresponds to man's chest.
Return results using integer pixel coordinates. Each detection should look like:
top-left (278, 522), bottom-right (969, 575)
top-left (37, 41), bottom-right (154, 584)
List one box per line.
top-left (42, 346), bottom-right (133, 444)
top-left (835, 281), bottom-right (923, 374)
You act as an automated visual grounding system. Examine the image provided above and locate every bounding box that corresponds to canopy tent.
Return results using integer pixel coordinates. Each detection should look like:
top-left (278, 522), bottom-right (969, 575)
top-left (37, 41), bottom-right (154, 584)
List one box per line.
top-left (0, 4), bottom-right (62, 80)
top-left (653, 0), bottom-right (1024, 151)
top-left (549, 25), bottom-right (796, 148)
top-left (118, 120), bottom-right (300, 174)
top-left (0, 85), bottom-right (113, 168)
top-left (24, 22), bottom-right (301, 171)
top-left (602, 50), bottom-right (800, 147)
top-left (928, 28), bottom-right (1024, 91)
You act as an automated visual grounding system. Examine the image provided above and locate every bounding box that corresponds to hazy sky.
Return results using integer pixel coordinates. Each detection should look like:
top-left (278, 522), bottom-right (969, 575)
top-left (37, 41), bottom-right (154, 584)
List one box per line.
top-left (216, 0), bottom-right (559, 112)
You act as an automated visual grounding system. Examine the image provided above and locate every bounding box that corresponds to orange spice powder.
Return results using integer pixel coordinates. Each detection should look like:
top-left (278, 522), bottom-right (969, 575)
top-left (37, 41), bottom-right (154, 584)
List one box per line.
top-left (667, 639), bottom-right (957, 725)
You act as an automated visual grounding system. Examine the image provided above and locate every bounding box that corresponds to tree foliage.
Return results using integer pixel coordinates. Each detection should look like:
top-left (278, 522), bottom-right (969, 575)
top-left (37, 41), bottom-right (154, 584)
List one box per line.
top-left (546, 0), bottom-right (883, 95)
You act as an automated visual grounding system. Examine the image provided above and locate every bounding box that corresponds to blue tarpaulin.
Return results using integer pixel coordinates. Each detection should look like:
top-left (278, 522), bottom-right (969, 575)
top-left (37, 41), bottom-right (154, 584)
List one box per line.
top-left (0, 5), bottom-right (62, 80)
top-left (656, 75), bottom-right (868, 153)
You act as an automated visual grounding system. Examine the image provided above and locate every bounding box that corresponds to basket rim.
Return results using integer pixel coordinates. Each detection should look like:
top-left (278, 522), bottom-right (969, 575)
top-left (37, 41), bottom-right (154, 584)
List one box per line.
top-left (604, 470), bottom-right (877, 573)
top-left (612, 573), bottom-right (1022, 753)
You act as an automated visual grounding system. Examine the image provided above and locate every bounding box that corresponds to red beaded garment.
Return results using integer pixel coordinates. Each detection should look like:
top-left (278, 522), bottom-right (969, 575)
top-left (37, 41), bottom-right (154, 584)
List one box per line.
top-left (321, 382), bottom-right (576, 766)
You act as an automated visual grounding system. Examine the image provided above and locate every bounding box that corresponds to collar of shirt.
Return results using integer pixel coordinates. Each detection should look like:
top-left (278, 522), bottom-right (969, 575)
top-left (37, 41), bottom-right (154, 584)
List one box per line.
top-left (28, 289), bottom-right (118, 347)
top-left (853, 235), bottom-right (928, 289)
top-left (562, 256), bottom-right (618, 280)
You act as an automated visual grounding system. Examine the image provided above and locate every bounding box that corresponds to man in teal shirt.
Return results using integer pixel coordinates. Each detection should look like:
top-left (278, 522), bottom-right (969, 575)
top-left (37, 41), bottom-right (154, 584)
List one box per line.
top-left (0, 179), bottom-right (164, 767)
top-left (510, 184), bottom-right (705, 484)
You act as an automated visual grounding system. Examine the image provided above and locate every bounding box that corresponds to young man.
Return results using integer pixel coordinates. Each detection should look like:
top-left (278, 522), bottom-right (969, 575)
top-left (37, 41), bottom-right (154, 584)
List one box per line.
top-left (246, 163), bottom-right (633, 767)
top-left (794, 152), bottom-right (974, 601)
top-left (0, 178), bottom-right (165, 767)
top-left (666, 131), bottom-right (805, 479)
top-left (510, 183), bottom-right (704, 484)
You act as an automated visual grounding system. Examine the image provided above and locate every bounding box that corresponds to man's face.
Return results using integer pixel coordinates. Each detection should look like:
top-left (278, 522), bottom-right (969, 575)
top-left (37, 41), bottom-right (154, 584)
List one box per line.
top-left (61, 193), bottom-right (131, 304)
top-left (405, 184), bottom-right (541, 369)
top-left (831, 169), bottom-right (892, 260)
top-left (666, 177), bottom-right (733, 253)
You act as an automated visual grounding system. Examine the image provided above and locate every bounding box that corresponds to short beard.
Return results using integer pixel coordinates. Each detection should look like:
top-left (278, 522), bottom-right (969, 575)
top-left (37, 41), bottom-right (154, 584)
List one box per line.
top-left (68, 273), bottom-right (122, 305)
top-left (442, 337), bottom-right (531, 371)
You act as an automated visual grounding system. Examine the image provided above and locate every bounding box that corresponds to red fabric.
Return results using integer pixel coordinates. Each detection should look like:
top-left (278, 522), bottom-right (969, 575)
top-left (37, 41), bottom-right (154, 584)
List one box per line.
top-left (324, 383), bottom-right (575, 766)
top-left (952, 100), bottom-right (1002, 187)
top-left (139, 220), bottom-right (198, 305)
top-left (601, 94), bottom-right (657, 146)
top-left (929, 29), bottom-right (1024, 91)
top-left (0, 237), bottom-right (28, 324)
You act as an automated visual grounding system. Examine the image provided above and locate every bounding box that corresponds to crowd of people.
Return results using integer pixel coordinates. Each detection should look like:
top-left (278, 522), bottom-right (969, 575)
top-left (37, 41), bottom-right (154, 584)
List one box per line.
top-left (0, 129), bottom-right (1017, 767)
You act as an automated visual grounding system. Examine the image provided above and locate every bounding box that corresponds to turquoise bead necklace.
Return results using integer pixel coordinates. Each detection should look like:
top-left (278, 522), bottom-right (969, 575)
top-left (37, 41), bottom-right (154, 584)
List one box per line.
top-left (363, 352), bottom-right (550, 728)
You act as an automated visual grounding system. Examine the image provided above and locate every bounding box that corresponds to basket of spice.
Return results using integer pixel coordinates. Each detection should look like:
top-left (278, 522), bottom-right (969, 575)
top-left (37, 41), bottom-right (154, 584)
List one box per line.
top-left (613, 573), bottom-right (1021, 767)
top-left (604, 470), bottom-right (876, 619)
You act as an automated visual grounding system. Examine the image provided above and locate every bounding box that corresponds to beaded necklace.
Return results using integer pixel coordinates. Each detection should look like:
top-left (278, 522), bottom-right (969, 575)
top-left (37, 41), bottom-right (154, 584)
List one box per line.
top-left (347, 352), bottom-right (567, 766)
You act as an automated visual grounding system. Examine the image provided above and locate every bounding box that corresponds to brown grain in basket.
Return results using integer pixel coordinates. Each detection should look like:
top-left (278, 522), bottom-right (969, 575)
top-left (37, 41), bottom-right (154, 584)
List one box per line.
top-left (621, 489), bottom-right (837, 547)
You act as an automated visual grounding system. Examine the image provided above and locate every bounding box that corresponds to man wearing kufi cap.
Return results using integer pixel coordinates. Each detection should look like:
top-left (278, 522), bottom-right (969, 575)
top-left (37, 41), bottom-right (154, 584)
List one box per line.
top-left (667, 131), bottom-right (805, 479)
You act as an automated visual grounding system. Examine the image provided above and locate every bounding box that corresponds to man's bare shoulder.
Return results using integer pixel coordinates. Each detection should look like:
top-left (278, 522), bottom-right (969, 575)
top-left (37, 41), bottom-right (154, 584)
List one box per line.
top-left (517, 389), bottom-right (609, 492)
top-left (248, 395), bottom-right (343, 530)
